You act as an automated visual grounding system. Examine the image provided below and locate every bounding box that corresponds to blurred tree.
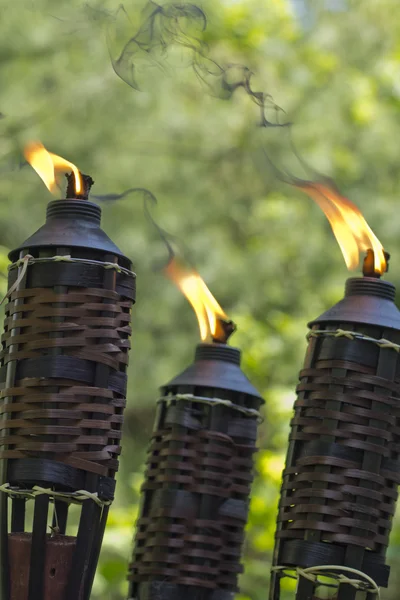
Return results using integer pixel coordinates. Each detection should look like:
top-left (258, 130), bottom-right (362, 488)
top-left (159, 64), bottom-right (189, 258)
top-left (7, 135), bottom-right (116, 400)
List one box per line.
top-left (1, 0), bottom-right (400, 598)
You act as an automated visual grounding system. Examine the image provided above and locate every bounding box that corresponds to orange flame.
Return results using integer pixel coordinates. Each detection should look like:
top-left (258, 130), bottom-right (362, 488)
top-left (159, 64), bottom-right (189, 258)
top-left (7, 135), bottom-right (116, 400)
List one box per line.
top-left (165, 258), bottom-right (232, 342)
top-left (24, 141), bottom-right (82, 196)
top-left (293, 179), bottom-right (386, 274)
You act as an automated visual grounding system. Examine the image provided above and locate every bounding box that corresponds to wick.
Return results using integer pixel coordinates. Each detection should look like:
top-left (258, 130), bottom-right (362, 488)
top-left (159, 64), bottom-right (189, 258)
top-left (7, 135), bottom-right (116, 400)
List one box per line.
top-left (212, 319), bottom-right (237, 344)
top-left (362, 249), bottom-right (390, 278)
top-left (65, 171), bottom-right (94, 200)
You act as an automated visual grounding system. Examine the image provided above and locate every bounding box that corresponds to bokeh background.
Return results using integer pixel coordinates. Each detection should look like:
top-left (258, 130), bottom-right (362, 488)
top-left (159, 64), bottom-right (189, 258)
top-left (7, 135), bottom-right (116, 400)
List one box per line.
top-left (1, 0), bottom-right (400, 598)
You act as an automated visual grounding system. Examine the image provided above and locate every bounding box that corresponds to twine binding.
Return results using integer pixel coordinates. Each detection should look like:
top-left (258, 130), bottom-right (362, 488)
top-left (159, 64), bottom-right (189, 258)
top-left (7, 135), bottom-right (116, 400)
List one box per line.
top-left (158, 392), bottom-right (262, 421)
top-left (271, 565), bottom-right (380, 597)
top-left (307, 328), bottom-right (400, 353)
top-left (0, 483), bottom-right (112, 508)
top-left (8, 255), bottom-right (136, 278)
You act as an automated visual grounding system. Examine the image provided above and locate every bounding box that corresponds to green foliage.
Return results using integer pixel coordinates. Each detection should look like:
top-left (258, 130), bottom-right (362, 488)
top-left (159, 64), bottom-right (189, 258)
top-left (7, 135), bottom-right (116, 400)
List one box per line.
top-left (2, 0), bottom-right (400, 598)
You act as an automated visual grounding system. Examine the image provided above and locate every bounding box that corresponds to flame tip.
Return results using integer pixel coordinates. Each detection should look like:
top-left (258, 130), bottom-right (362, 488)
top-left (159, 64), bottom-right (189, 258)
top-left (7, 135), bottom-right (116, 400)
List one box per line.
top-left (165, 258), bottom-right (232, 343)
top-left (24, 141), bottom-right (82, 197)
top-left (293, 180), bottom-right (385, 274)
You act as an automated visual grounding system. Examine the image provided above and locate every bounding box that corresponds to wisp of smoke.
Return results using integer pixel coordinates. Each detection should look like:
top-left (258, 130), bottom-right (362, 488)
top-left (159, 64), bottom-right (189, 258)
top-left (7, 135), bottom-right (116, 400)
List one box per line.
top-left (94, 186), bottom-right (179, 269)
top-left (105, 0), bottom-right (378, 271)
top-left (140, 186), bottom-right (236, 342)
top-left (107, 0), bottom-right (288, 127)
top-left (0, 159), bottom-right (29, 177)
top-left (107, 1), bottom-right (206, 90)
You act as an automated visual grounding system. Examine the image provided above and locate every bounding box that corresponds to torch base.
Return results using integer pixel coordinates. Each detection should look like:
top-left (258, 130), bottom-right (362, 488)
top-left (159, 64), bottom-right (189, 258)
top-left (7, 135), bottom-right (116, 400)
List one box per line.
top-left (9, 533), bottom-right (82, 600)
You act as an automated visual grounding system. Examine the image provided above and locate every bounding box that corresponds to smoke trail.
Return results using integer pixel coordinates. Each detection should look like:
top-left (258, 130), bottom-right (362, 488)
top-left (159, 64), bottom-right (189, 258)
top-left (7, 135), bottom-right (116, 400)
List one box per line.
top-left (104, 1), bottom-right (380, 272)
top-left (92, 188), bottom-right (148, 203)
top-left (106, 0), bottom-right (288, 127)
top-left (93, 186), bottom-right (176, 267)
top-left (256, 127), bottom-right (387, 273)
top-left (96, 183), bottom-right (235, 341)
top-left (107, 2), bottom-right (206, 90)
top-left (141, 186), bottom-right (236, 343)
top-left (0, 159), bottom-right (28, 177)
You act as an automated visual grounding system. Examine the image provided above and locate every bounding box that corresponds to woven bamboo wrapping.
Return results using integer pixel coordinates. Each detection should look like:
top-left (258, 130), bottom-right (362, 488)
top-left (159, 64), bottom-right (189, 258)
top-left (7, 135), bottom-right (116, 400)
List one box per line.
top-left (1, 286), bottom-right (132, 477)
top-left (270, 323), bottom-right (400, 600)
top-left (129, 388), bottom-right (260, 600)
top-left (0, 249), bottom-right (135, 600)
